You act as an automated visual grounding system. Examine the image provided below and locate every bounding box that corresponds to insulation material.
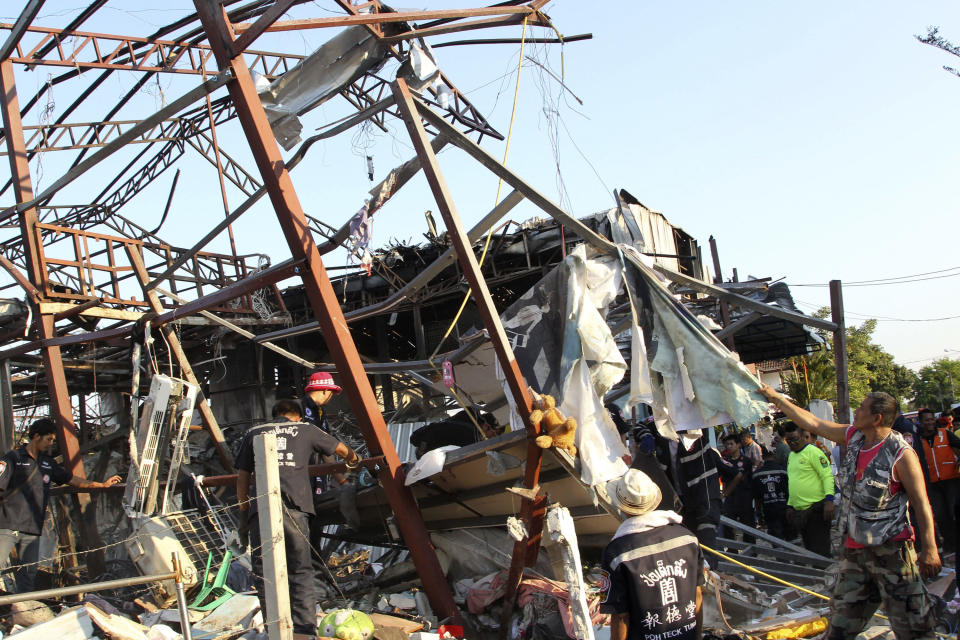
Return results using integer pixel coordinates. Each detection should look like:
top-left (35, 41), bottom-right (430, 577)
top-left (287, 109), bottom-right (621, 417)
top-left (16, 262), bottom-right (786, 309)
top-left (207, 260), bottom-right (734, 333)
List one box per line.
top-left (543, 505), bottom-right (595, 640)
top-left (257, 27), bottom-right (387, 150)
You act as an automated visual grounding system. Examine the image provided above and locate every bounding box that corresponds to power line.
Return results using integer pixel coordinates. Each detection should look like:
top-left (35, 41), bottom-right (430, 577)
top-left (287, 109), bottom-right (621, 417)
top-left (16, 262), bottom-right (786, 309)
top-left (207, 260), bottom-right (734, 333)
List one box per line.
top-left (793, 298), bottom-right (960, 323)
top-left (788, 266), bottom-right (960, 287)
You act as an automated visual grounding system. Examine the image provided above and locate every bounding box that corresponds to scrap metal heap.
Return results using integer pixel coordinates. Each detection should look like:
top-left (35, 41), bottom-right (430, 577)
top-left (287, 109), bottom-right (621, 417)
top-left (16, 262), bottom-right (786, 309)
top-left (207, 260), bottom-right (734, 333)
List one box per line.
top-left (0, 1), bottom-right (864, 639)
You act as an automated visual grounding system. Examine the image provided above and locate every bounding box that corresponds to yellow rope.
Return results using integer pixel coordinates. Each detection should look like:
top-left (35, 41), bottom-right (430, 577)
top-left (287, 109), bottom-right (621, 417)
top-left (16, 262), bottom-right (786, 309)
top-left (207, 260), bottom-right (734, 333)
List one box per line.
top-left (427, 18), bottom-right (529, 372)
top-left (699, 543), bottom-right (951, 639)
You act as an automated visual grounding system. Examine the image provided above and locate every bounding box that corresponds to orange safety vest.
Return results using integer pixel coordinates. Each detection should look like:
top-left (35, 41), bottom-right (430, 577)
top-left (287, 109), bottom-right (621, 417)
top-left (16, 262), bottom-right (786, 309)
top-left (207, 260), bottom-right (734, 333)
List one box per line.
top-left (921, 428), bottom-right (960, 482)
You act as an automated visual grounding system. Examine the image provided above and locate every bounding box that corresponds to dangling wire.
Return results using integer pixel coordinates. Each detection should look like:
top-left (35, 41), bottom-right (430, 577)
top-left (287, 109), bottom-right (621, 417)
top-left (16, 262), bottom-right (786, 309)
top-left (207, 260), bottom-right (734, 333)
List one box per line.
top-left (427, 17), bottom-right (530, 371)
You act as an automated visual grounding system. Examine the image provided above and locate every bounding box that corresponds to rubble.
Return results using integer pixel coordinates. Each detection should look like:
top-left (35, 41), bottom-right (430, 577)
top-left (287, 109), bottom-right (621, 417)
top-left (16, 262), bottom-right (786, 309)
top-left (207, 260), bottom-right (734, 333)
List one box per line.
top-left (0, 2), bottom-right (951, 640)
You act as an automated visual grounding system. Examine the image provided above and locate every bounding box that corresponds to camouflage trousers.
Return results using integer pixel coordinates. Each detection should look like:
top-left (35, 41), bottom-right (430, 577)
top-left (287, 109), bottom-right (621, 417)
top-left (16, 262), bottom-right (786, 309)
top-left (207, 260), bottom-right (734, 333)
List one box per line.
top-left (826, 539), bottom-right (934, 640)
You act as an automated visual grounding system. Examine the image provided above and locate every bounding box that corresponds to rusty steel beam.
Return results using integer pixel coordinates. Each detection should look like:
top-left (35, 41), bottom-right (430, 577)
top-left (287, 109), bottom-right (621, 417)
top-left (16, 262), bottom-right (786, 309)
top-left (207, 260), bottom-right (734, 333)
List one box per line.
top-left (0, 0), bottom-right (45, 62)
top-left (192, 0), bottom-right (460, 623)
top-left (0, 22), bottom-right (303, 78)
top-left (0, 71), bottom-right (231, 226)
top-left (0, 55), bottom-right (108, 577)
top-left (0, 258), bottom-right (302, 360)
top-left (0, 251), bottom-right (39, 301)
top-left (380, 12), bottom-right (547, 44)
top-left (232, 0), bottom-right (297, 54)
top-left (232, 5), bottom-right (538, 33)
top-left (0, 116), bottom-right (201, 155)
top-left (392, 78), bottom-right (542, 615)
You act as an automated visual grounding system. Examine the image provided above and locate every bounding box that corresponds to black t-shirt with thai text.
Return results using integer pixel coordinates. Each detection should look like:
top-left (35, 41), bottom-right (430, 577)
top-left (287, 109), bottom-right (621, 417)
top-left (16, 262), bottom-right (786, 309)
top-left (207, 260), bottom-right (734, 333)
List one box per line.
top-left (235, 419), bottom-right (339, 515)
top-left (600, 522), bottom-right (703, 640)
top-left (0, 446), bottom-right (72, 535)
top-left (753, 461), bottom-right (788, 507)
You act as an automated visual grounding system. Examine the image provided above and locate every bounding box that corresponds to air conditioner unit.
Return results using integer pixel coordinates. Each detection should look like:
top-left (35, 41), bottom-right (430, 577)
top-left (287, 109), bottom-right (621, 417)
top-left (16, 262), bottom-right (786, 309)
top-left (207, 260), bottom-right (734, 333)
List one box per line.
top-left (123, 374), bottom-right (199, 517)
top-left (123, 374), bottom-right (208, 604)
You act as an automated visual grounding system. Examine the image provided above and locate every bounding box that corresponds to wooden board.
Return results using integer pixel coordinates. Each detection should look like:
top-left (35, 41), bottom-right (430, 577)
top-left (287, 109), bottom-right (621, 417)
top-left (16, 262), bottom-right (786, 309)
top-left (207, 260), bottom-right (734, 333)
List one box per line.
top-left (369, 612), bottom-right (425, 633)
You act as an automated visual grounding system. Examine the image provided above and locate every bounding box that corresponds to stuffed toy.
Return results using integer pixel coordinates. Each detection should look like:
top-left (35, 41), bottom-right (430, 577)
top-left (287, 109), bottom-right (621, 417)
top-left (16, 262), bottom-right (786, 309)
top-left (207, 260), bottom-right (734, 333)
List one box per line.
top-left (318, 609), bottom-right (375, 640)
top-left (530, 391), bottom-right (578, 457)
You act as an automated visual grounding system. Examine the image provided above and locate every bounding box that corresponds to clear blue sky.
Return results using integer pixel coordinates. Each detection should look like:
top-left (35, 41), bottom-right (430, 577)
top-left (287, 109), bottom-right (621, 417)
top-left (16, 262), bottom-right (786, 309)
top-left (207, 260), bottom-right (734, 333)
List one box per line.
top-left (3, 2), bottom-right (959, 371)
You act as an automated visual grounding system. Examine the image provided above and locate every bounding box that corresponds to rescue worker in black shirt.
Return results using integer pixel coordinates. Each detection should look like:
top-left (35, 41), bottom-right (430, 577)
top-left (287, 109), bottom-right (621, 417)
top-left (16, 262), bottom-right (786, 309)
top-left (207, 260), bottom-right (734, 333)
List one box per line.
top-left (235, 399), bottom-right (360, 636)
top-left (300, 372), bottom-right (361, 578)
top-left (0, 418), bottom-right (121, 593)
top-left (717, 433), bottom-right (756, 545)
top-left (753, 449), bottom-right (789, 540)
top-left (600, 468), bottom-right (704, 640)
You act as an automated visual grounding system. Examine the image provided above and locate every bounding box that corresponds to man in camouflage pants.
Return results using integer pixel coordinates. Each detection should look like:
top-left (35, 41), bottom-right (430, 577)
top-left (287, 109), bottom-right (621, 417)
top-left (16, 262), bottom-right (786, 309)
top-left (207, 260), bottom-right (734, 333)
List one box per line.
top-left (758, 386), bottom-right (940, 640)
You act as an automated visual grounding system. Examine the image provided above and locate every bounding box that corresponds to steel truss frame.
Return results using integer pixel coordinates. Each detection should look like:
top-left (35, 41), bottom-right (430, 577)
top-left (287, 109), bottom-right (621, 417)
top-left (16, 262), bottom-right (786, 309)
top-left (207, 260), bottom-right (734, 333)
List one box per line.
top-left (0, 0), bottom-right (572, 614)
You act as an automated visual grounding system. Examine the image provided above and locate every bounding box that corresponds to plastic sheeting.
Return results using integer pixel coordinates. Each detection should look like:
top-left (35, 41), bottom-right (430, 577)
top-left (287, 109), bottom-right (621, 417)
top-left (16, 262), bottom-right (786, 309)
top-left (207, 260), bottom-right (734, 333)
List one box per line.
top-left (497, 242), bottom-right (768, 487)
top-left (619, 245), bottom-right (768, 438)
top-left (499, 245), bottom-right (629, 487)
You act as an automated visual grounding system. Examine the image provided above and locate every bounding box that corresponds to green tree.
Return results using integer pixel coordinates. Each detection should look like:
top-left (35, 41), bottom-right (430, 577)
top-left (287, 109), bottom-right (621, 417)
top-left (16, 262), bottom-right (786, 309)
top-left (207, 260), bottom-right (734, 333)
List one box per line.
top-left (914, 358), bottom-right (960, 412)
top-left (783, 351), bottom-right (835, 408)
top-left (784, 308), bottom-right (914, 409)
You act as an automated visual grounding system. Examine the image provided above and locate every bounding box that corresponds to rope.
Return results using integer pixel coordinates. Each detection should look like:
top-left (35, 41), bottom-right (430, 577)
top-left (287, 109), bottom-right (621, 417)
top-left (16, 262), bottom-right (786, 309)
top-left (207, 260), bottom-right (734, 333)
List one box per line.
top-left (699, 543), bottom-right (952, 639)
top-left (426, 18), bottom-right (530, 374)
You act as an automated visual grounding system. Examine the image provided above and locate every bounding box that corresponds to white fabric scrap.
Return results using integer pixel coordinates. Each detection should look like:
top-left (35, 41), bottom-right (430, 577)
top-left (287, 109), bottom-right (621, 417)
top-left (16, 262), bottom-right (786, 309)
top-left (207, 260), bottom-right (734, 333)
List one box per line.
top-left (404, 446), bottom-right (457, 485)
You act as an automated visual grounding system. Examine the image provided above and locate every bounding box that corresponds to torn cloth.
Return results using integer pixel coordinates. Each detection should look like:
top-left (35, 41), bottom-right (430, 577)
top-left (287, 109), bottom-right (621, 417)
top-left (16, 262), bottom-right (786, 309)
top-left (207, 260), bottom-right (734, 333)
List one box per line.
top-left (619, 245), bottom-right (767, 436)
top-left (465, 570), bottom-right (604, 639)
top-left (499, 245), bottom-right (628, 486)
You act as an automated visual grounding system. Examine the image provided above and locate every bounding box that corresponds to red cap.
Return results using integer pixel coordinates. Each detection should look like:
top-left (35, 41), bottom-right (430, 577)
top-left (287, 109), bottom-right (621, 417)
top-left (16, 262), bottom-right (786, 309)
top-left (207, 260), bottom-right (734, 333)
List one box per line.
top-left (305, 372), bottom-right (342, 394)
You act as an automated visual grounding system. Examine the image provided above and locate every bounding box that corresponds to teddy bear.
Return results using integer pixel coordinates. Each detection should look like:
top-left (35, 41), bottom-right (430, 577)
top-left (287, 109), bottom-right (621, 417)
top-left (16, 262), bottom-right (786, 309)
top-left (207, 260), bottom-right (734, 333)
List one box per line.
top-left (529, 390), bottom-right (578, 458)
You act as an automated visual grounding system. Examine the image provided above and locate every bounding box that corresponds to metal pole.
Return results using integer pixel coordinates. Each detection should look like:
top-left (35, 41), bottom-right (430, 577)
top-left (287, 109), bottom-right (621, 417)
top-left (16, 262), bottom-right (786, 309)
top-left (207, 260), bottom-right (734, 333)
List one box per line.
top-left (708, 235), bottom-right (735, 350)
top-left (392, 78), bottom-right (544, 624)
top-left (126, 244), bottom-right (234, 471)
top-left (0, 56), bottom-right (106, 577)
top-left (830, 280), bottom-right (850, 423)
top-left (0, 571), bottom-right (177, 606)
top-left (0, 359), bottom-right (13, 452)
top-left (173, 552), bottom-right (194, 640)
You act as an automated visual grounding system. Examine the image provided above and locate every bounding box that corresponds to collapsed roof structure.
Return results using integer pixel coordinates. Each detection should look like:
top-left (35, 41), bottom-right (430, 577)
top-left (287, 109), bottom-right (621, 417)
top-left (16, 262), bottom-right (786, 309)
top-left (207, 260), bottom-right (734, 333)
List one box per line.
top-left (0, 1), bottom-right (858, 637)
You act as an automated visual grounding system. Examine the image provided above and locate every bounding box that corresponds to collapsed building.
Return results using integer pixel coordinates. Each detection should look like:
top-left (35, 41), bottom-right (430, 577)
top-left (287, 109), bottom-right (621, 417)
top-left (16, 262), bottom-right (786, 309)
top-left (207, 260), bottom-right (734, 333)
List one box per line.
top-left (0, 2), bottom-right (915, 639)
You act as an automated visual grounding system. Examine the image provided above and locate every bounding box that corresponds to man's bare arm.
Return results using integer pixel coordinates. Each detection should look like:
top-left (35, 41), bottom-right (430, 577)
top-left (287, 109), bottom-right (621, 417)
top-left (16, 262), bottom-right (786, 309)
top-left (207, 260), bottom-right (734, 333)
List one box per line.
top-left (237, 469), bottom-right (252, 511)
top-left (68, 474), bottom-right (121, 489)
top-left (334, 442), bottom-right (360, 466)
top-left (610, 612), bottom-right (628, 640)
top-left (896, 449), bottom-right (941, 577)
top-left (757, 385), bottom-right (849, 444)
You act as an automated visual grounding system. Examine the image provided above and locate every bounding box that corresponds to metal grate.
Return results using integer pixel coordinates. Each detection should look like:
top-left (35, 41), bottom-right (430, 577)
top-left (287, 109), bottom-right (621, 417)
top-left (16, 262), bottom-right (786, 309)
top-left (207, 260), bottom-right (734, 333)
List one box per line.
top-left (166, 509), bottom-right (226, 573)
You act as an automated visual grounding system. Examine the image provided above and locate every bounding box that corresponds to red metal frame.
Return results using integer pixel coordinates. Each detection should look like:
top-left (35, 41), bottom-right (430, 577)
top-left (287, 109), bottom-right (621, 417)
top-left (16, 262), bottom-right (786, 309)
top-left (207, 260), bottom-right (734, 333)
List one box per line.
top-left (192, 0), bottom-right (461, 623)
top-left (0, 22), bottom-right (303, 78)
top-left (392, 79), bottom-right (545, 620)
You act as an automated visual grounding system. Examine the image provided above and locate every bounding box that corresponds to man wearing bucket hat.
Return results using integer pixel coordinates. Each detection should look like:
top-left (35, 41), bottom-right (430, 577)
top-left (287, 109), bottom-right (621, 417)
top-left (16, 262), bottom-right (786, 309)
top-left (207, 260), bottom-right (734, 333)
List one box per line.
top-left (600, 469), bottom-right (703, 640)
top-left (302, 371), bottom-right (343, 426)
top-left (300, 372), bottom-right (364, 571)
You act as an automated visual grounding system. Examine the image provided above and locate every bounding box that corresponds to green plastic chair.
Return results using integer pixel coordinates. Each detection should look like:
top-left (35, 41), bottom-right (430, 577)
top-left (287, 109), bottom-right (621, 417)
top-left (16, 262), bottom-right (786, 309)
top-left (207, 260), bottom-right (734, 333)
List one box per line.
top-left (189, 550), bottom-right (235, 611)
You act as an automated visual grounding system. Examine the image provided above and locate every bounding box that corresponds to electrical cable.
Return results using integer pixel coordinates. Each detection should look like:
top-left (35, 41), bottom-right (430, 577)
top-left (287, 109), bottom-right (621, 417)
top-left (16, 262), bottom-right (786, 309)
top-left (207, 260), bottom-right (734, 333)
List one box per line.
top-left (793, 298), bottom-right (960, 323)
top-left (426, 18), bottom-right (529, 372)
top-left (699, 543), bottom-right (952, 639)
top-left (789, 267), bottom-right (960, 287)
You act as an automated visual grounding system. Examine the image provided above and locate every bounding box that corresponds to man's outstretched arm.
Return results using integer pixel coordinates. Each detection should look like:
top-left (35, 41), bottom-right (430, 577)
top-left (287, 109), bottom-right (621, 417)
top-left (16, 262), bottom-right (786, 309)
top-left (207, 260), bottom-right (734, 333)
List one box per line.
top-left (757, 385), bottom-right (849, 444)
